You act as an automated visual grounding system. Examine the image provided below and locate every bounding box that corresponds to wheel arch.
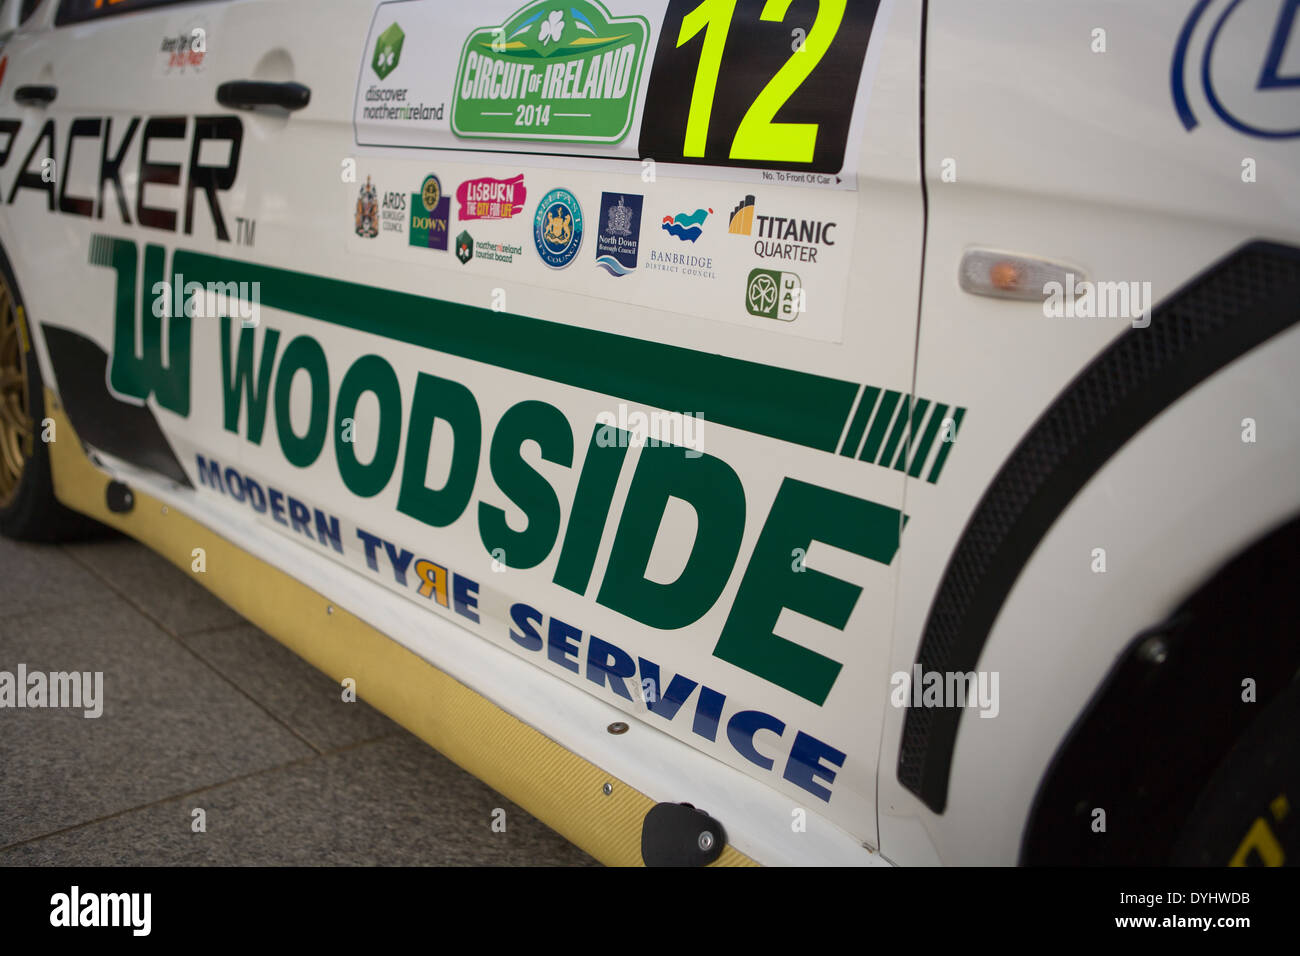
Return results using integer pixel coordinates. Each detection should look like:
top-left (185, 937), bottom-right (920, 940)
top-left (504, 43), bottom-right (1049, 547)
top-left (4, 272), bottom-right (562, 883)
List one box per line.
top-left (879, 240), bottom-right (1300, 865)
top-left (1020, 512), bottom-right (1300, 864)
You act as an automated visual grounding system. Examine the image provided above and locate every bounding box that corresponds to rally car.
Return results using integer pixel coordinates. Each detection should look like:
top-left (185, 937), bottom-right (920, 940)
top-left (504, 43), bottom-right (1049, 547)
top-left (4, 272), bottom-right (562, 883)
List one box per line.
top-left (0, 0), bottom-right (1297, 866)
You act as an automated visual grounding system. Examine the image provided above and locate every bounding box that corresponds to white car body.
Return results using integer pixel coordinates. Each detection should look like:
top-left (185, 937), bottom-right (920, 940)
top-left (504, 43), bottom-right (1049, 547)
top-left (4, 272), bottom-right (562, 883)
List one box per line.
top-left (0, 0), bottom-right (1296, 865)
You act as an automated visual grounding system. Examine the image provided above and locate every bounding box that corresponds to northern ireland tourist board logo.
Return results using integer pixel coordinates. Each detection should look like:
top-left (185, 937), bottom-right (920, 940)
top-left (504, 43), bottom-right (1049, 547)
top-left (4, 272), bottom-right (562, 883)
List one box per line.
top-left (457, 174), bottom-right (527, 220)
top-left (595, 192), bottom-right (642, 276)
top-left (746, 268), bottom-right (803, 321)
top-left (371, 22), bottom-right (404, 80)
top-left (355, 176), bottom-right (379, 238)
top-left (661, 207), bottom-right (711, 243)
top-left (534, 188), bottom-right (583, 268)
top-left (456, 230), bottom-right (474, 264)
top-left (476, 239), bottom-right (525, 264)
top-left (409, 175), bottom-right (450, 250)
top-left (452, 1), bottom-right (649, 143)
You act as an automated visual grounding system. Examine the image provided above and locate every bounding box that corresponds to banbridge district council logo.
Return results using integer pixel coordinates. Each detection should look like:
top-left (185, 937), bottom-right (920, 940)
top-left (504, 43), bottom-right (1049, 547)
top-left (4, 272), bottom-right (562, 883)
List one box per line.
top-left (534, 188), bottom-right (583, 269)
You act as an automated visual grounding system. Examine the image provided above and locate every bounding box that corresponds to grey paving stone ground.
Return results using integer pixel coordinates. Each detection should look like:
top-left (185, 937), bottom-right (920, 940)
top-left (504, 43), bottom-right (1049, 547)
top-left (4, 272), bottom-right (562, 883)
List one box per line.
top-left (0, 536), bottom-right (117, 619)
top-left (182, 623), bottom-right (396, 753)
top-left (0, 535), bottom-right (597, 866)
top-left (63, 537), bottom-right (245, 635)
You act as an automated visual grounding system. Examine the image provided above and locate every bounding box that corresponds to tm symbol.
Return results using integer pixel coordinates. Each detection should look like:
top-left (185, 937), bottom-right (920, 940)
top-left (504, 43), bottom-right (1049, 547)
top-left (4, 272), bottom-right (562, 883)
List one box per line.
top-left (236, 217), bottom-right (256, 247)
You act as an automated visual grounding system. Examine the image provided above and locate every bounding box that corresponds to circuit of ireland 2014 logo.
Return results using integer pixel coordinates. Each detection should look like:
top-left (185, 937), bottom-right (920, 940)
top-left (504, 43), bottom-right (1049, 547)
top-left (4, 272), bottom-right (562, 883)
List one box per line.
top-left (452, 1), bottom-right (649, 143)
top-left (534, 188), bottom-right (583, 268)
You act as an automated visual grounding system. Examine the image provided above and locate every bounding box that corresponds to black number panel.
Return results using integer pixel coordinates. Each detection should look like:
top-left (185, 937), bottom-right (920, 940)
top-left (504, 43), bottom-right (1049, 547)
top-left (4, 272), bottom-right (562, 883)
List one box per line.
top-left (638, 0), bottom-right (881, 174)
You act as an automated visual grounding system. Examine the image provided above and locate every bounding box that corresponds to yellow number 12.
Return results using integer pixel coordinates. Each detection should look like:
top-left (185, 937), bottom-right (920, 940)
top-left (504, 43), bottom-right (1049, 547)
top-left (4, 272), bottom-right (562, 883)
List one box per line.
top-left (678, 0), bottom-right (739, 158)
top-left (677, 0), bottom-right (846, 164)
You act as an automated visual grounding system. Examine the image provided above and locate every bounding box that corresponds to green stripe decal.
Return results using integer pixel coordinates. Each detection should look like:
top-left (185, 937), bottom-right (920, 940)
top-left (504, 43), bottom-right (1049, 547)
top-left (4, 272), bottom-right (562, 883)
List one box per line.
top-left (926, 407), bottom-right (966, 484)
top-left (907, 402), bottom-right (948, 478)
top-left (877, 394), bottom-right (913, 466)
top-left (892, 398), bottom-right (931, 471)
top-left (175, 252), bottom-right (858, 454)
top-left (860, 390), bottom-right (902, 463)
top-left (838, 386), bottom-right (879, 458)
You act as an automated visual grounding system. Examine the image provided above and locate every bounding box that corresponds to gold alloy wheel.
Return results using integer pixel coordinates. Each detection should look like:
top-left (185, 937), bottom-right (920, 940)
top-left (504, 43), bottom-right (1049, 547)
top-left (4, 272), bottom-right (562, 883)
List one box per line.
top-left (0, 278), bottom-right (33, 508)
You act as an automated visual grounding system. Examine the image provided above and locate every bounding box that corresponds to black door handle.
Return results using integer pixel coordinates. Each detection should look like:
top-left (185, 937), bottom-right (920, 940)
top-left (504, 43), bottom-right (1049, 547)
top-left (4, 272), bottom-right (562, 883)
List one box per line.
top-left (14, 85), bottom-right (56, 107)
top-left (216, 80), bottom-right (310, 111)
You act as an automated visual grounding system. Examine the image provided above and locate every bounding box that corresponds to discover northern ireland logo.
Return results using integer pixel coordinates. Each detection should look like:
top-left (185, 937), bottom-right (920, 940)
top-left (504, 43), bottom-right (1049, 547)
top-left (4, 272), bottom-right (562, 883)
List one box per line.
top-left (452, 1), bottom-right (649, 143)
top-left (372, 21), bottom-right (404, 80)
top-left (363, 20), bottom-right (446, 123)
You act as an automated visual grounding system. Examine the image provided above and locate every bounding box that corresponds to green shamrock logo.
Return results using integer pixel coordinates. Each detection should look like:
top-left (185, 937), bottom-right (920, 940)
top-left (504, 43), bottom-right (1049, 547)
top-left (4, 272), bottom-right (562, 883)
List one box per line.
top-left (372, 22), bottom-right (404, 80)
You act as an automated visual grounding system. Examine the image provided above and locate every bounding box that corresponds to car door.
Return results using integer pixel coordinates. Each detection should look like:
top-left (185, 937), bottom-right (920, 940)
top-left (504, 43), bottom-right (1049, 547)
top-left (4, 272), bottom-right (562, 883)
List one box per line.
top-left (9, 0), bottom-right (932, 851)
top-left (0, 0), bottom-right (250, 488)
top-left (205, 0), bottom-right (928, 849)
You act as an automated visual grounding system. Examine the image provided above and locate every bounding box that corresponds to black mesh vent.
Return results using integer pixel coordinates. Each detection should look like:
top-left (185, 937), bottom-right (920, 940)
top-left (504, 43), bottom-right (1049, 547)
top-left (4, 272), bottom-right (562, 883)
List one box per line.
top-left (898, 241), bottom-right (1300, 812)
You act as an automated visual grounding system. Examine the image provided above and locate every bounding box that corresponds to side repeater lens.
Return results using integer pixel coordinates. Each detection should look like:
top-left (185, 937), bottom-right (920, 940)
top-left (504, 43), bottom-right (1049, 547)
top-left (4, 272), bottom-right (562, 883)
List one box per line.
top-left (958, 249), bottom-right (1082, 301)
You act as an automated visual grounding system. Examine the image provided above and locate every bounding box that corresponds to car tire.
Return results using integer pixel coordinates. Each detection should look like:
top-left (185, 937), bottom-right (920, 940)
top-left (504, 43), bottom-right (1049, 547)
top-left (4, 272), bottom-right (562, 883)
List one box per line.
top-left (1171, 675), bottom-right (1300, 866)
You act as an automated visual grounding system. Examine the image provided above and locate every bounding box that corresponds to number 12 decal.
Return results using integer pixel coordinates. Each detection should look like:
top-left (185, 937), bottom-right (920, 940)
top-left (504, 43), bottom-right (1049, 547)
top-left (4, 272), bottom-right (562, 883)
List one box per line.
top-left (680, 0), bottom-right (845, 163)
top-left (639, 0), bottom-right (879, 173)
